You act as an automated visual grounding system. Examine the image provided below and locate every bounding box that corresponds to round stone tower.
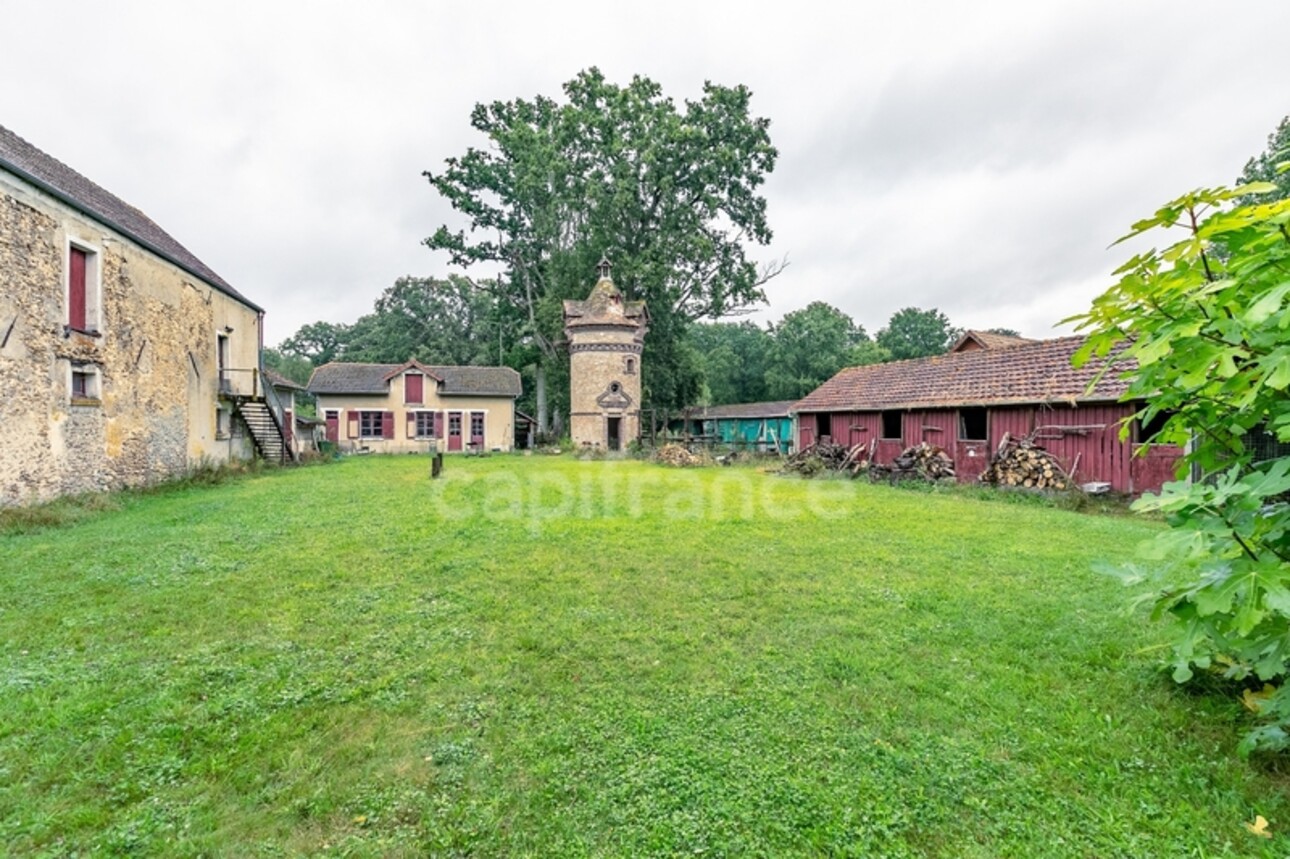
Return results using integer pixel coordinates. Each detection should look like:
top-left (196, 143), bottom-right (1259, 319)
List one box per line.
top-left (563, 257), bottom-right (649, 451)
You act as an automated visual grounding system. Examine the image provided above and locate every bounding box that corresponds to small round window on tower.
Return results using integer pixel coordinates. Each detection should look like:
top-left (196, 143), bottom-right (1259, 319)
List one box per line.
top-left (610, 382), bottom-right (621, 394)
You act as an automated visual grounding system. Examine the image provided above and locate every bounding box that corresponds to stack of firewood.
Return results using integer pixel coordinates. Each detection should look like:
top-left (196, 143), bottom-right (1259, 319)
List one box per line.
top-left (782, 441), bottom-right (857, 476)
top-left (980, 434), bottom-right (1069, 490)
top-left (869, 443), bottom-right (956, 482)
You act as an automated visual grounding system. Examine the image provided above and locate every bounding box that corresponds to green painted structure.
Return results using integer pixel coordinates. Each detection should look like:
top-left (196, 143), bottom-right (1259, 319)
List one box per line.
top-left (675, 400), bottom-right (797, 453)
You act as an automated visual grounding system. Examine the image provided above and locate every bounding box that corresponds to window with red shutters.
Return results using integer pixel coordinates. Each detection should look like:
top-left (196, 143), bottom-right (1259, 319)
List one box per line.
top-left (68, 247), bottom-right (88, 331)
top-left (405, 373), bottom-right (424, 404)
top-left (414, 412), bottom-right (436, 438)
top-left (381, 411), bottom-right (394, 439)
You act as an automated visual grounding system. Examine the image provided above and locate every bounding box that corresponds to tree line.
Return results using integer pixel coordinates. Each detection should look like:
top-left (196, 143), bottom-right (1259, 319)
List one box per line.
top-left (268, 279), bottom-right (1006, 417)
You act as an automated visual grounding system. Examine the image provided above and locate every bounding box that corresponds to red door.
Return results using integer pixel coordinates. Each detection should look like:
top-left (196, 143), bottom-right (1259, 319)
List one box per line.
top-left (470, 412), bottom-right (485, 449)
top-left (447, 411), bottom-right (463, 451)
top-left (325, 410), bottom-right (339, 443)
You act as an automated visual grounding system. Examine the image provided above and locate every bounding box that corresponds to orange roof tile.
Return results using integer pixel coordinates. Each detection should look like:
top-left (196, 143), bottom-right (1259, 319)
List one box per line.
top-left (793, 336), bottom-right (1130, 413)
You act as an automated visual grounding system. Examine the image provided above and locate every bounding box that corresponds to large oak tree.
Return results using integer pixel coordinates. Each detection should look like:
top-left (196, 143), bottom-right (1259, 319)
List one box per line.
top-left (424, 68), bottom-right (781, 432)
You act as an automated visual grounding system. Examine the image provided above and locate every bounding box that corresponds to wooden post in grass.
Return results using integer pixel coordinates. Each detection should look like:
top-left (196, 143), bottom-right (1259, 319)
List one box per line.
top-left (431, 452), bottom-right (443, 479)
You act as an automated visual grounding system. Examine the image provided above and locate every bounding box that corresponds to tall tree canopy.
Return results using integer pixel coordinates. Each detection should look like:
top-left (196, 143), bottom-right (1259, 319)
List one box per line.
top-left (279, 321), bottom-right (350, 367)
top-left (690, 321), bottom-right (773, 406)
top-left (764, 302), bottom-right (885, 400)
top-left (1239, 115), bottom-right (1290, 203)
top-left (424, 67), bottom-right (781, 430)
top-left (341, 276), bottom-right (510, 366)
top-left (876, 307), bottom-right (961, 361)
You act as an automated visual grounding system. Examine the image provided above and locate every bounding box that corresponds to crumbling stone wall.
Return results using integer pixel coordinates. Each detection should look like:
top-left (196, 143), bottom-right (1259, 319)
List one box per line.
top-left (0, 171), bottom-right (259, 505)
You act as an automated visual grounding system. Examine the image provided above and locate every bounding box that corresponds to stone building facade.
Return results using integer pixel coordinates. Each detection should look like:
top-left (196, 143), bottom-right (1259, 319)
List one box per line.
top-left (563, 260), bottom-right (648, 451)
top-left (0, 125), bottom-right (278, 505)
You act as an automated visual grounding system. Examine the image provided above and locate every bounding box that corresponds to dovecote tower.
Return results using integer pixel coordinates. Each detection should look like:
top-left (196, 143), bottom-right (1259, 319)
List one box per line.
top-left (562, 257), bottom-right (649, 451)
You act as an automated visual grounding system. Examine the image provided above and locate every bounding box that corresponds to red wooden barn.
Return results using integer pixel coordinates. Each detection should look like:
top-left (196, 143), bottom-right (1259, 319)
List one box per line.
top-left (792, 331), bottom-right (1182, 494)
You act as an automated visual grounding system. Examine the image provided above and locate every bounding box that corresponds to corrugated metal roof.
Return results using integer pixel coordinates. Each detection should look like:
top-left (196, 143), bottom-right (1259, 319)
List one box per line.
top-left (688, 400), bottom-right (798, 420)
top-left (793, 336), bottom-right (1131, 413)
top-left (0, 124), bottom-right (259, 312)
top-left (308, 362), bottom-right (522, 397)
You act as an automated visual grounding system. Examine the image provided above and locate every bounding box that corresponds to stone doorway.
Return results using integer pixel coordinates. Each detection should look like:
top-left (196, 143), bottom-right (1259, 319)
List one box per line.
top-left (607, 416), bottom-right (622, 452)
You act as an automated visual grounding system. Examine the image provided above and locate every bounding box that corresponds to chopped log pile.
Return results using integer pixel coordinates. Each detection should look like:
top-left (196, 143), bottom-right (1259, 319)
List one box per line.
top-left (782, 441), bottom-right (855, 477)
top-left (655, 443), bottom-right (705, 467)
top-left (868, 443), bottom-right (956, 482)
top-left (979, 433), bottom-right (1070, 490)
top-left (783, 440), bottom-right (955, 482)
top-left (783, 432), bottom-right (1075, 491)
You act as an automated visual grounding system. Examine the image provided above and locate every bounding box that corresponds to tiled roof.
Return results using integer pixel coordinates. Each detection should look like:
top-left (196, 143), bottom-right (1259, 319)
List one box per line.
top-left (793, 336), bottom-right (1131, 413)
top-left (563, 277), bottom-right (647, 330)
top-left (0, 124), bottom-right (258, 312)
top-left (951, 329), bottom-right (1034, 352)
top-left (263, 369), bottom-right (305, 391)
top-left (308, 362), bottom-right (522, 397)
top-left (688, 400), bottom-right (798, 420)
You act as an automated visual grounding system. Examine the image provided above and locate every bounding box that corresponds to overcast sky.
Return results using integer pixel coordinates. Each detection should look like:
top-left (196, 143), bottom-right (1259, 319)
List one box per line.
top-left (3, 1), bottom-right (1286, 345)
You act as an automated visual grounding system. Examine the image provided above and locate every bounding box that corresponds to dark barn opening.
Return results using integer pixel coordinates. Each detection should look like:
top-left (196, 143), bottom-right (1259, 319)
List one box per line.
top-left (881, 410), bottom-right (902, 440)
top-left (959, 407), bottom-right (987, 441)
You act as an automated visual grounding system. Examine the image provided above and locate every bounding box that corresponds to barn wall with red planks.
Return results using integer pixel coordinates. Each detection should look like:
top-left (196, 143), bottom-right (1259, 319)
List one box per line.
top-left (803, 402), bottom-right (1182, 494)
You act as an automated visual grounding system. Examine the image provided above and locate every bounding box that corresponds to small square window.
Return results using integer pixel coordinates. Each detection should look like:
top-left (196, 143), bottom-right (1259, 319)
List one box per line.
top-left (70, 366), bottom-right (100, 403)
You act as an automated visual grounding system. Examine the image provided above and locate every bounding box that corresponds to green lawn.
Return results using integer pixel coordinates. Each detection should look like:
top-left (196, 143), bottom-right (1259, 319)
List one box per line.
top-left (1, 455), bottom-right (1286, 856)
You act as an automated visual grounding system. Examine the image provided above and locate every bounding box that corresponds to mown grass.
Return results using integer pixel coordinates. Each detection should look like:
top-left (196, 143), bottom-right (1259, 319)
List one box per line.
top-left (1, 455), bottom-right (1286, 856)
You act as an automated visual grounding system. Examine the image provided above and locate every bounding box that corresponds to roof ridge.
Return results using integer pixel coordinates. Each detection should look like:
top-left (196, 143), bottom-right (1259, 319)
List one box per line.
top-left (0, 124), bottom-right (258, 312)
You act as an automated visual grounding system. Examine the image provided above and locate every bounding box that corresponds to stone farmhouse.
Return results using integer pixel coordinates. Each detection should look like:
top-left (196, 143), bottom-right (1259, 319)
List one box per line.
top-left (793, 330), bottom-right (1182, 494)
top-left (308, 361), bottom-right (522, 453)
top-left (0, 125), bottom-right (289, 506)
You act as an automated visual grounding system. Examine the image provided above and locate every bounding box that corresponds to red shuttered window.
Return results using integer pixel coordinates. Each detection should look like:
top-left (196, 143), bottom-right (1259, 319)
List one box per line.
top-left (381, 411), bottom-right (394, 439)
top-left (405, 373), bottom-right (424, 404)
top-left (68, 247), bottom-right (88, 331)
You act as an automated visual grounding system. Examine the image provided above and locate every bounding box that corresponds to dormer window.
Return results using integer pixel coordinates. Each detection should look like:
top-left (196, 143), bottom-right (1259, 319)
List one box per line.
top-left (405, 372), bottom-right (424, 404)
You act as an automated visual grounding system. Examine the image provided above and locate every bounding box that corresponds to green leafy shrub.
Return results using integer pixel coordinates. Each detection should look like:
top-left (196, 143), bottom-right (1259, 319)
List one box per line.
top-left (1071, 176), bottom-right (1290, 755)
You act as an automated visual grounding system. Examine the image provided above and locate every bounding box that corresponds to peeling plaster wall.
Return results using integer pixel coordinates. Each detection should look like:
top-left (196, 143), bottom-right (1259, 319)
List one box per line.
top-left (0, 170), bottom-right (258, 506)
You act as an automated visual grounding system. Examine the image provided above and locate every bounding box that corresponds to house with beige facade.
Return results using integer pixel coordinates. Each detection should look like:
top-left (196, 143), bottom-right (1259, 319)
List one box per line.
top-left (308, 361), bottom-right (521, 453)
top-left (0, 125), bottom-right (290, 506)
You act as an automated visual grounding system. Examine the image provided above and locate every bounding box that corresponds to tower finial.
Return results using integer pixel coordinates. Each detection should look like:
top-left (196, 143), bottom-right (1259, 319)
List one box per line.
top-left (596, 255), bottom-right (613, 281)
